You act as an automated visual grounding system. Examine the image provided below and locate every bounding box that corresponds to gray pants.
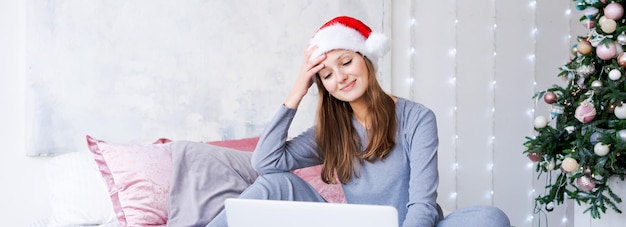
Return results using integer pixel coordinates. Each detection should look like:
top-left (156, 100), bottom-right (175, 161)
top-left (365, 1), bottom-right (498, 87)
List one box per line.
top-left (206, 172), bottom-right (510, 227)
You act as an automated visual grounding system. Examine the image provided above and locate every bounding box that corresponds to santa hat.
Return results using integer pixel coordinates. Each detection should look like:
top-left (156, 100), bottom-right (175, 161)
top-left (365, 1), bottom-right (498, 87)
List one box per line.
top-left (309, 16), bottom-right (390, 63)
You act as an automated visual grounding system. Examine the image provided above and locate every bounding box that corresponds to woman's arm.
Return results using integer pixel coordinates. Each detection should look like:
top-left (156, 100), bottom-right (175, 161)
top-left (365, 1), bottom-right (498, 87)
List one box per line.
top-left (251, 45), bottom-right (326, 174)
top-left (402, 107), bottom-right (441, 227)
top-left (250, 105), bottom-right (321, 174)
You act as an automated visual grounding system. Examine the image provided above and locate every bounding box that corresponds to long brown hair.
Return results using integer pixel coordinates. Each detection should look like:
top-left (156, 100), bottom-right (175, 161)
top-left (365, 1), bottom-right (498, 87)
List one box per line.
top-left (314, 54), bottom-right (397, 184)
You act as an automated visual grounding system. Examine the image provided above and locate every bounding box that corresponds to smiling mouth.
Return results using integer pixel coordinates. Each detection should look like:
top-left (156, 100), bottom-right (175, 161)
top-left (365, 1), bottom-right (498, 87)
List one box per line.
top-left (341, 80), bottom-right (356, 91)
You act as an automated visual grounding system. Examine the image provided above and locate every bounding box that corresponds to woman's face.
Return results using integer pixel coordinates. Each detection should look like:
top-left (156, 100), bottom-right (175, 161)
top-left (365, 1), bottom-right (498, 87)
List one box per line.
top-left (318, 50), bottom-right (369, 103)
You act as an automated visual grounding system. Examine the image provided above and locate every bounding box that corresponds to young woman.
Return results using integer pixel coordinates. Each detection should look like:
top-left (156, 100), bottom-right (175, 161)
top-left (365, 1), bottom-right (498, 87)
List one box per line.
top-left (207, 16), bottom-right (510, 227)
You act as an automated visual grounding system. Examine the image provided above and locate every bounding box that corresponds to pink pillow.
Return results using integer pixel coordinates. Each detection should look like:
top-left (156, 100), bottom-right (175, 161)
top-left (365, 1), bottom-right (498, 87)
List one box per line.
top-left (292, 165), bottom-right (346, 203)
top-left (207, 137), bottom-right (346, 203)
top-left (206, 137), bottom-right (260, 152)
top-left (86, 135), bottom-right (172, 226)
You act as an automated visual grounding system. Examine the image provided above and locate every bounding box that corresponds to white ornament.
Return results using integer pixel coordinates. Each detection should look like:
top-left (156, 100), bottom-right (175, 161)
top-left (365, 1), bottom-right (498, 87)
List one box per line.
top-left (601, 19), bottom-right (617, 33)
top-left (565, 126), bottom-right (575, 134)
top-left (618, 129), bottom-right (626, 142)
top-left (546, 201), bottom-right (555, 211)
top-left (561, 157), bottom-right (579, 173)
top-left (546, 160), bottom-right (556, 170)
top-left (534, 116), bottom-right (548, 129)
top-left (599, 16), bottom-right (608, 25)
top-left (615, 104), bottom-right (626, 119)
top-left (618, 34), bottom-right (626, 45)
top-left (594, 142), bottom-right (610, 156)
top-left (591, 80), bottom-right (603, 88)
top-left (609, 69), bottom-right (622, 80)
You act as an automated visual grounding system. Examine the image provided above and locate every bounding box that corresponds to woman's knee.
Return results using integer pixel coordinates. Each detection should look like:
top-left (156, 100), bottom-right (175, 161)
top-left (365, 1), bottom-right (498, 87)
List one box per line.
top-left (440, 205), bottom-right (510, 227)
top-left (479, 206), bottom-right (509, 224)
top-left (244, 172), bottom-right (325, 202)
top-left (469, 206), bottom-right (510, 227)
top-left (254, 172), bottom-right (302, 186)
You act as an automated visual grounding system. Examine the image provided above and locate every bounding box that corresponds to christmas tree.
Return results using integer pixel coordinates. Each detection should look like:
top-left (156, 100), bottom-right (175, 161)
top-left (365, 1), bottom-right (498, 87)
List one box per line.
top-left (524, 0), bottom-right (626, 219)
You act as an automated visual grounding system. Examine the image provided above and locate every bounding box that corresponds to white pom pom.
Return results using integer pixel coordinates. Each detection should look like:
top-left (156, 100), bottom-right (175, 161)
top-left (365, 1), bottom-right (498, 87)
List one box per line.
top-left (365, 32), bottom-right (390, 58)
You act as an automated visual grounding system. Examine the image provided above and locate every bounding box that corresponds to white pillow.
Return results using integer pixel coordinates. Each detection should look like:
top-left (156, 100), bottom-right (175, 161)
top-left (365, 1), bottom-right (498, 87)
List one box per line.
top-left (45, 151), bottom-right (118, 226)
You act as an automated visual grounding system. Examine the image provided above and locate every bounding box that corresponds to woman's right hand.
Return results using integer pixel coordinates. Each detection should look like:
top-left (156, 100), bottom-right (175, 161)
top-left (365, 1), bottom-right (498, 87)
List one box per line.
top-left (284, 45), bottom-right (326, 109)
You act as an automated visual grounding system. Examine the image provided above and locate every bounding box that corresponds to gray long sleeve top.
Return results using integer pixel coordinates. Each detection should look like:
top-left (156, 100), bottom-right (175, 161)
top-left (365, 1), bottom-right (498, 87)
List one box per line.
top-left (251, 97), bottom-right (440, 227)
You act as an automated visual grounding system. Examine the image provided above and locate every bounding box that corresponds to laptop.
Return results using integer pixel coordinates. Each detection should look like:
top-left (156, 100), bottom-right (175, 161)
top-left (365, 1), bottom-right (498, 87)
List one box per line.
top-left (224, 198), bottom-right (399, 227)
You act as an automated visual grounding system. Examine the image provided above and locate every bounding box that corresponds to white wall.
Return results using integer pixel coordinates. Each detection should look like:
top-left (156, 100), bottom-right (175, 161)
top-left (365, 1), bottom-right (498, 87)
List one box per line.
top-left (23, 0), bottom-right (387, 156)
top-left (0, 0), bottom-right (52, 225)
top-left (392, 1), bottom-right (574, 226)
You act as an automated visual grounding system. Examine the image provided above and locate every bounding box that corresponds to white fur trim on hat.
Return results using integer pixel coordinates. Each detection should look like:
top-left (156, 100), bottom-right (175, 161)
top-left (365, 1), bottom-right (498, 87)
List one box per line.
top-left (365, 32), bottom-right (390, 59)
top-left (308, 24), bottom-right (390, 62)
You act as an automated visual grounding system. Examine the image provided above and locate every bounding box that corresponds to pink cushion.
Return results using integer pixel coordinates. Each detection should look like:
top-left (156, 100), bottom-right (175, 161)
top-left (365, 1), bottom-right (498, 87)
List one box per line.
top-left (86, 135), bottom-right (172, 226)
top-left (292, 165), bottom-right (346, 203)
top-left (206, 137), bottom-right (260, 152)
top-left (207, 137), bottom-right (346, 203)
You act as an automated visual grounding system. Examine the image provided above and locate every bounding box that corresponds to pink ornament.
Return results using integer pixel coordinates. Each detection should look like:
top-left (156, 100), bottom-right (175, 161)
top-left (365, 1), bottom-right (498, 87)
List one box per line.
top-left (528, 153), bottom-right (542, 162)
top-left (597, 42), bottom-right (617, 60)
top-left (574, 100), bottom-right (596, 123)
top-left (543, 92), bottom-right (557, 104)
top-left (576, 176), bottom-right (596, 192)
top-left (604, 2), bottom-right (624, 20)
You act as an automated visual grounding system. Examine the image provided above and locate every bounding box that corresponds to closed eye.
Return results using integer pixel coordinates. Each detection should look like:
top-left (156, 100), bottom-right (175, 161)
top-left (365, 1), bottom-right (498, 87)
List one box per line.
top-left (320, 72), bottom-right (332, 80)
top-left (342, 59), bottom-right (352, 66)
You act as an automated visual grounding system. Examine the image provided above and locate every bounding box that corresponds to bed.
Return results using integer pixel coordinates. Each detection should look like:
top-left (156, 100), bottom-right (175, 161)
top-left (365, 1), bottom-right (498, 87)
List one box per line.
top-left (32, 136), bottom-right (346, 227)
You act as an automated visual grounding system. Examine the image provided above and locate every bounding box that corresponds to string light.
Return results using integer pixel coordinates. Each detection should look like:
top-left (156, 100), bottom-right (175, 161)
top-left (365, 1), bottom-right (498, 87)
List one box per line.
top-left (449, 48), bottom-right (457, 56)
top-left (485, 190), bottom-right (494, 199)
top-left (530, 0), bottom-right (539, 225)
top-left (489, 0), bottom-right (497, 205)
top-left (452, 0), bottom-right (459, 211)
top-left (528, 1), bottom-right (574, 225)
top-left (529, 189), bottom-right (536, 197)
top-left (406, 77), bottom-right (414, 87)
top-left (400, 2), bottom-right (581, 225)
top-left (409, 1), bottom-right (416, 101)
